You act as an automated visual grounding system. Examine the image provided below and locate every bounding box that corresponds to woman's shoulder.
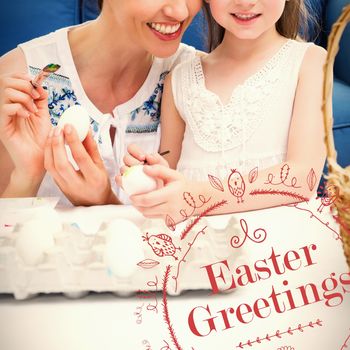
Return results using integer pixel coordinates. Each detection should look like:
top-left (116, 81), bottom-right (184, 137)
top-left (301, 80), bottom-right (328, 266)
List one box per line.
top-left (0, 47), bottom-right (27, 75)
top-left (160, 43), bottom-right (198, 71)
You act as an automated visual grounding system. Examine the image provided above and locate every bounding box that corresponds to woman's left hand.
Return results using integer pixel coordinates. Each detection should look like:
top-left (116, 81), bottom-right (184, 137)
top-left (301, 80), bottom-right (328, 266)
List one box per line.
top-left (129, 164), bottom-right (189, 220)
top-left (44, 125), bottom-right (119, 206)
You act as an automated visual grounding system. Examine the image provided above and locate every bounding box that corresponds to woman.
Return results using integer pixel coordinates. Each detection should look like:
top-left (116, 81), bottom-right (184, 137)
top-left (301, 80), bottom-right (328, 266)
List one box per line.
top-left (0, 0), bottom-right (201, 205)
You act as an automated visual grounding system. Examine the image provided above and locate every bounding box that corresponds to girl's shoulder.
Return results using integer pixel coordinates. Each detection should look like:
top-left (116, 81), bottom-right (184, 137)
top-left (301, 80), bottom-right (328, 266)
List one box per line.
top-left (299, 42), bottom-right (327, 66)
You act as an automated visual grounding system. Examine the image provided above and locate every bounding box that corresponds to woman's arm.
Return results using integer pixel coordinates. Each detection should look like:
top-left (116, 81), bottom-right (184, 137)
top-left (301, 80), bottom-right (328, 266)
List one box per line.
top-left (129, 45), bottom-right (328, 221)
top-left (0, 48), bottom-right (50, 197)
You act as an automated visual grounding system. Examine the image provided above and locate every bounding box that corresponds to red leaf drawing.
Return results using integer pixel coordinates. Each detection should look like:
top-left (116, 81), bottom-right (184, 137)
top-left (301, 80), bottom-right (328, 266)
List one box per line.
top-left (165, 214), bottom-right (176, 231)
top-left (307, 168), bottom-right (317, 191)
top-left (137, 259), bottom-right (160, 269)
top-left (248, 167), bottom-right (259, 183)
top-left (183, 192), bottom-right (196, 208)
top-left (280, 164), bottom-right (290, 183)
top-left (208, 174), bottom-right (224, 192)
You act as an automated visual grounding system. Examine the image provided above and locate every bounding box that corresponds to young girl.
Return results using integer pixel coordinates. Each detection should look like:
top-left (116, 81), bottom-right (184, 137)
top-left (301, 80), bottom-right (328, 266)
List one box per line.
top-left (122, 0), bottom-right (327, 222)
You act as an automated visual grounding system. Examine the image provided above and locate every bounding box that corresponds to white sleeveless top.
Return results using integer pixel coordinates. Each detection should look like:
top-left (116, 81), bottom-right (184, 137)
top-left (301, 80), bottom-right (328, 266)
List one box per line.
top-left (171, 39), bottom-right (313, 180)
top-left (19, 25), bottom-right (196, 205)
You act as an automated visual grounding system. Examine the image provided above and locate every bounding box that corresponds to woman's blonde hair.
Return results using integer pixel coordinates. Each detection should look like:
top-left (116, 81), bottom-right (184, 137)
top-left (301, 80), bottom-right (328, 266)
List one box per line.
top-left (203, 0), bottom-right (316, 52)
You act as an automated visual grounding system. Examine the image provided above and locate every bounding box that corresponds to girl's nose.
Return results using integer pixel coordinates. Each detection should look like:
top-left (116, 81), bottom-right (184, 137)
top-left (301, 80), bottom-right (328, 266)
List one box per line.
top-left (163, 0), bottom-right (190, 22)
top-left (234, 0), bottom-right (258, 7)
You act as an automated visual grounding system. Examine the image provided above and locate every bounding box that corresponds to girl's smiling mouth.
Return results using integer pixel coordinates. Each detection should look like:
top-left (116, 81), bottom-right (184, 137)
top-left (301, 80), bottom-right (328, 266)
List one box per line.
top-left (231, 13), bottom-right (262, 25)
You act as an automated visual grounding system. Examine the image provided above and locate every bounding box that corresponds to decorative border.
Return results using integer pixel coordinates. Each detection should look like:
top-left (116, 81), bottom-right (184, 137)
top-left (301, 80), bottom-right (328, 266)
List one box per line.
top-left (236, 320), bottom-right (323, 349)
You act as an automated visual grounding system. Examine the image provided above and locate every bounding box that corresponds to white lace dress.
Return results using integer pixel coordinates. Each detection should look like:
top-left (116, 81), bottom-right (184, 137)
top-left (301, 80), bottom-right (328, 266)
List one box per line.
top-left (171, 39), bottom-right (313, 180)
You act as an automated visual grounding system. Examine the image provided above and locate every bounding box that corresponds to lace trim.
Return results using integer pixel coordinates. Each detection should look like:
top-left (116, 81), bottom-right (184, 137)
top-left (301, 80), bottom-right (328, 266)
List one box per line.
top-left (181, 40), bottom-right (296, 153)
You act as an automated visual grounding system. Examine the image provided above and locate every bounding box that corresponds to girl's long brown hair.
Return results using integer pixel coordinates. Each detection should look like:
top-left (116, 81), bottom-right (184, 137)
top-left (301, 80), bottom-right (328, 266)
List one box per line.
top-left (203, 1), bottom-right (316, 52)
top-left (98, 0), bottom-right (103, 10)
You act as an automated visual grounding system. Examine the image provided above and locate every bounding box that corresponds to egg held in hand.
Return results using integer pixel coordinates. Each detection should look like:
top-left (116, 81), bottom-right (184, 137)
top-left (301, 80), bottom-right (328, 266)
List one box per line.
top-left (57, 105), bottom-right (90, 142)
top-left (122, 165), bottom-right (157, 196)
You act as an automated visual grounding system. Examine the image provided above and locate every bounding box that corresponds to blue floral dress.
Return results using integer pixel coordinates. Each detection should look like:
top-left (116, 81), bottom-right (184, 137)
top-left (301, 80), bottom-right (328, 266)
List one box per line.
top-left (19, 25), bottom-right (196, 205)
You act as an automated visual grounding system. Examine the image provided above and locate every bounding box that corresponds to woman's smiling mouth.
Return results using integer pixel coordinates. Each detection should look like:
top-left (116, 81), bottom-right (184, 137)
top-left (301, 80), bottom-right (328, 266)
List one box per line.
top-left (147, 22), bottom-right (183, 40)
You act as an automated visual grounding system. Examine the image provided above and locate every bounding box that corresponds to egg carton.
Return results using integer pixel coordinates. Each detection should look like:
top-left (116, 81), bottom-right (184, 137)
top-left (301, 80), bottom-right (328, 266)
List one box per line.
top-left (0, 199), bottom-right (242, 300)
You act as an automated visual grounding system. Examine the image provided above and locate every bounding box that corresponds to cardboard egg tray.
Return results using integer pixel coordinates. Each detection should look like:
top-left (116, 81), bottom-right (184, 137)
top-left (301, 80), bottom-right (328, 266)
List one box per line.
top-left (0, 199), bottom-right (242, 300)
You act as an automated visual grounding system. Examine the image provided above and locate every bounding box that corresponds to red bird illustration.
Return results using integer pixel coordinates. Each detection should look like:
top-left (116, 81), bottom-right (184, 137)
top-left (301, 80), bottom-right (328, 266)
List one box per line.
top-left (317, 184), bottom-right (339, 213)
top-left (228, 169), bottom-right (246, 203)
top-left (142, 233), bottom-right (180, 260)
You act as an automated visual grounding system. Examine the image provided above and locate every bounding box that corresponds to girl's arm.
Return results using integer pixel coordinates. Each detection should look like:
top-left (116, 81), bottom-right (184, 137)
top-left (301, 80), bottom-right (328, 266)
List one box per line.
top-left (159, 73), bottom-right (185, 169)
top-left (129, 45), bottom-right (328, 221)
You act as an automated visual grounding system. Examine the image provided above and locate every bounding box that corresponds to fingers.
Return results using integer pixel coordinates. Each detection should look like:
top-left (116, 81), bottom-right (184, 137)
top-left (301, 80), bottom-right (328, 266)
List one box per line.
top-left (0, 74), bottom-right (43, 127)
top-left (142, 164), bottom-right (181, 183)
top-left (1, 103), bottom-right (31, 120)
top-left (123, 152), bottom-right (144, 167)
top-left (82, 129), bottom-right (103, 166)
top-left (1, 75), bottom-right (40, 102)
top-left (144, 153), bottom-right (169, 167)
top-left (44, 129), bottom-right (69, 188)
top-left (127, 143), bottom-right (146, 162)
top-left (130, 185), bottom-right (175, 208)
top-left (63, 124), bottom-right (96, 176)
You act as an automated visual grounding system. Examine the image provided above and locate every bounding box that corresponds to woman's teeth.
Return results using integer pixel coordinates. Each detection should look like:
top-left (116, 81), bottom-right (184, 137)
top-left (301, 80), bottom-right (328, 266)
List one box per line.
top-left (149, 22), bottom-right (181, 35)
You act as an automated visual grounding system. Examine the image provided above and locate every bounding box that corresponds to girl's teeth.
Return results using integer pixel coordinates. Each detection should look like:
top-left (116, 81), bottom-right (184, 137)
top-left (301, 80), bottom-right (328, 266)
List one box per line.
top-left (235, 14), bottom-right (258, 20)
top-left (149, 22), bottom-right (181, 35)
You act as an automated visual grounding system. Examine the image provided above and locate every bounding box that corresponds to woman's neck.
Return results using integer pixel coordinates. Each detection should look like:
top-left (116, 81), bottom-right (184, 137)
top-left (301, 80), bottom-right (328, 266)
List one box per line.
top-left (67, 18), bottom-right (153, 113)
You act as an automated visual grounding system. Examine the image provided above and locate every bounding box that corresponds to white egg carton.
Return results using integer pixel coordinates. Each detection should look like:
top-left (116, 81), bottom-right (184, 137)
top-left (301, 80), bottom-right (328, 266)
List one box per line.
top-left (0, 199), bottom-right (242, 300)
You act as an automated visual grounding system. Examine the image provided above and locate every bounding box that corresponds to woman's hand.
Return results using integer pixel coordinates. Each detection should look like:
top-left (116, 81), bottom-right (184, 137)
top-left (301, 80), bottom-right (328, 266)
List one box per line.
top-left (128, 164), bottom-right (190, 220)
top-left (44, 125), bottom-right (119, 206)
top-left (0, 72), bottom-right (51, 184)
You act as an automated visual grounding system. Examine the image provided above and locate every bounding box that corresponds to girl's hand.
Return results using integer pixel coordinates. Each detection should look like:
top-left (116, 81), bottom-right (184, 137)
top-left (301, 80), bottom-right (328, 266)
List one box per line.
top-left (116, 144), bottom-right (169, 189)
top-left (44, 125), bottom-right (119, 206)
top-left (0, 72), bottom-right (51, 180)
top-left (128, 164), bottom-right (189, 220)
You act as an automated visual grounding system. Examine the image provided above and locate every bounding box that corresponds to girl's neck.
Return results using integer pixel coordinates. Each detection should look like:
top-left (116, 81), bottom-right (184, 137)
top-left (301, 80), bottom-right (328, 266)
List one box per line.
top-left (217, 28), bottom-right (287, 62)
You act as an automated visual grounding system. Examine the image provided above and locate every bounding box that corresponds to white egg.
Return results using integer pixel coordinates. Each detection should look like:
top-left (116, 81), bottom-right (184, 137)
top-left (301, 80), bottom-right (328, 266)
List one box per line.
top-left (16, 219), bottom-right (55, 266)
top-left (122, 165), bottom-right (157, 196)
top-left (57, 105), bottom-right (90, 142)
top-left (105, 219), bottom-right (145, 278)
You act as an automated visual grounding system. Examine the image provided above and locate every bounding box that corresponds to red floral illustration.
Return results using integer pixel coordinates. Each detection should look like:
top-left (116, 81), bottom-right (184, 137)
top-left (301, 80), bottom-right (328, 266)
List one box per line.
top-left (317, 184), bottom-right (339, 213)
top-left (228, 169), bottom-right (246, 203)
top-left (166, 215), bottom-right (176, 231)
top-left (180, 199), bottom-right (227, 240)
top-left (162, 265), bottom-right (183, 350)
top-left (208, 174), bottom-right (225, 192)
top-left (307, 168), bottom-right (317, 191)
top-left (237, 320), bottom-right (322, 348)
top-left (250, 188), bottom-right (309, 202)
top-left (248, 166), bottom-right (259, 183)
top-left (265, 163), bottom-right (301, 188)
top-left (230, 218), bottom-right (267, 248)
top-left (137, 259), bottom-right (160, 269)
top-left (143, 233), bottom-right (180, 260)
top-left (289, 203), bottom-right (341, 240)
top-left (340, 329), bottom-right (350, 350)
